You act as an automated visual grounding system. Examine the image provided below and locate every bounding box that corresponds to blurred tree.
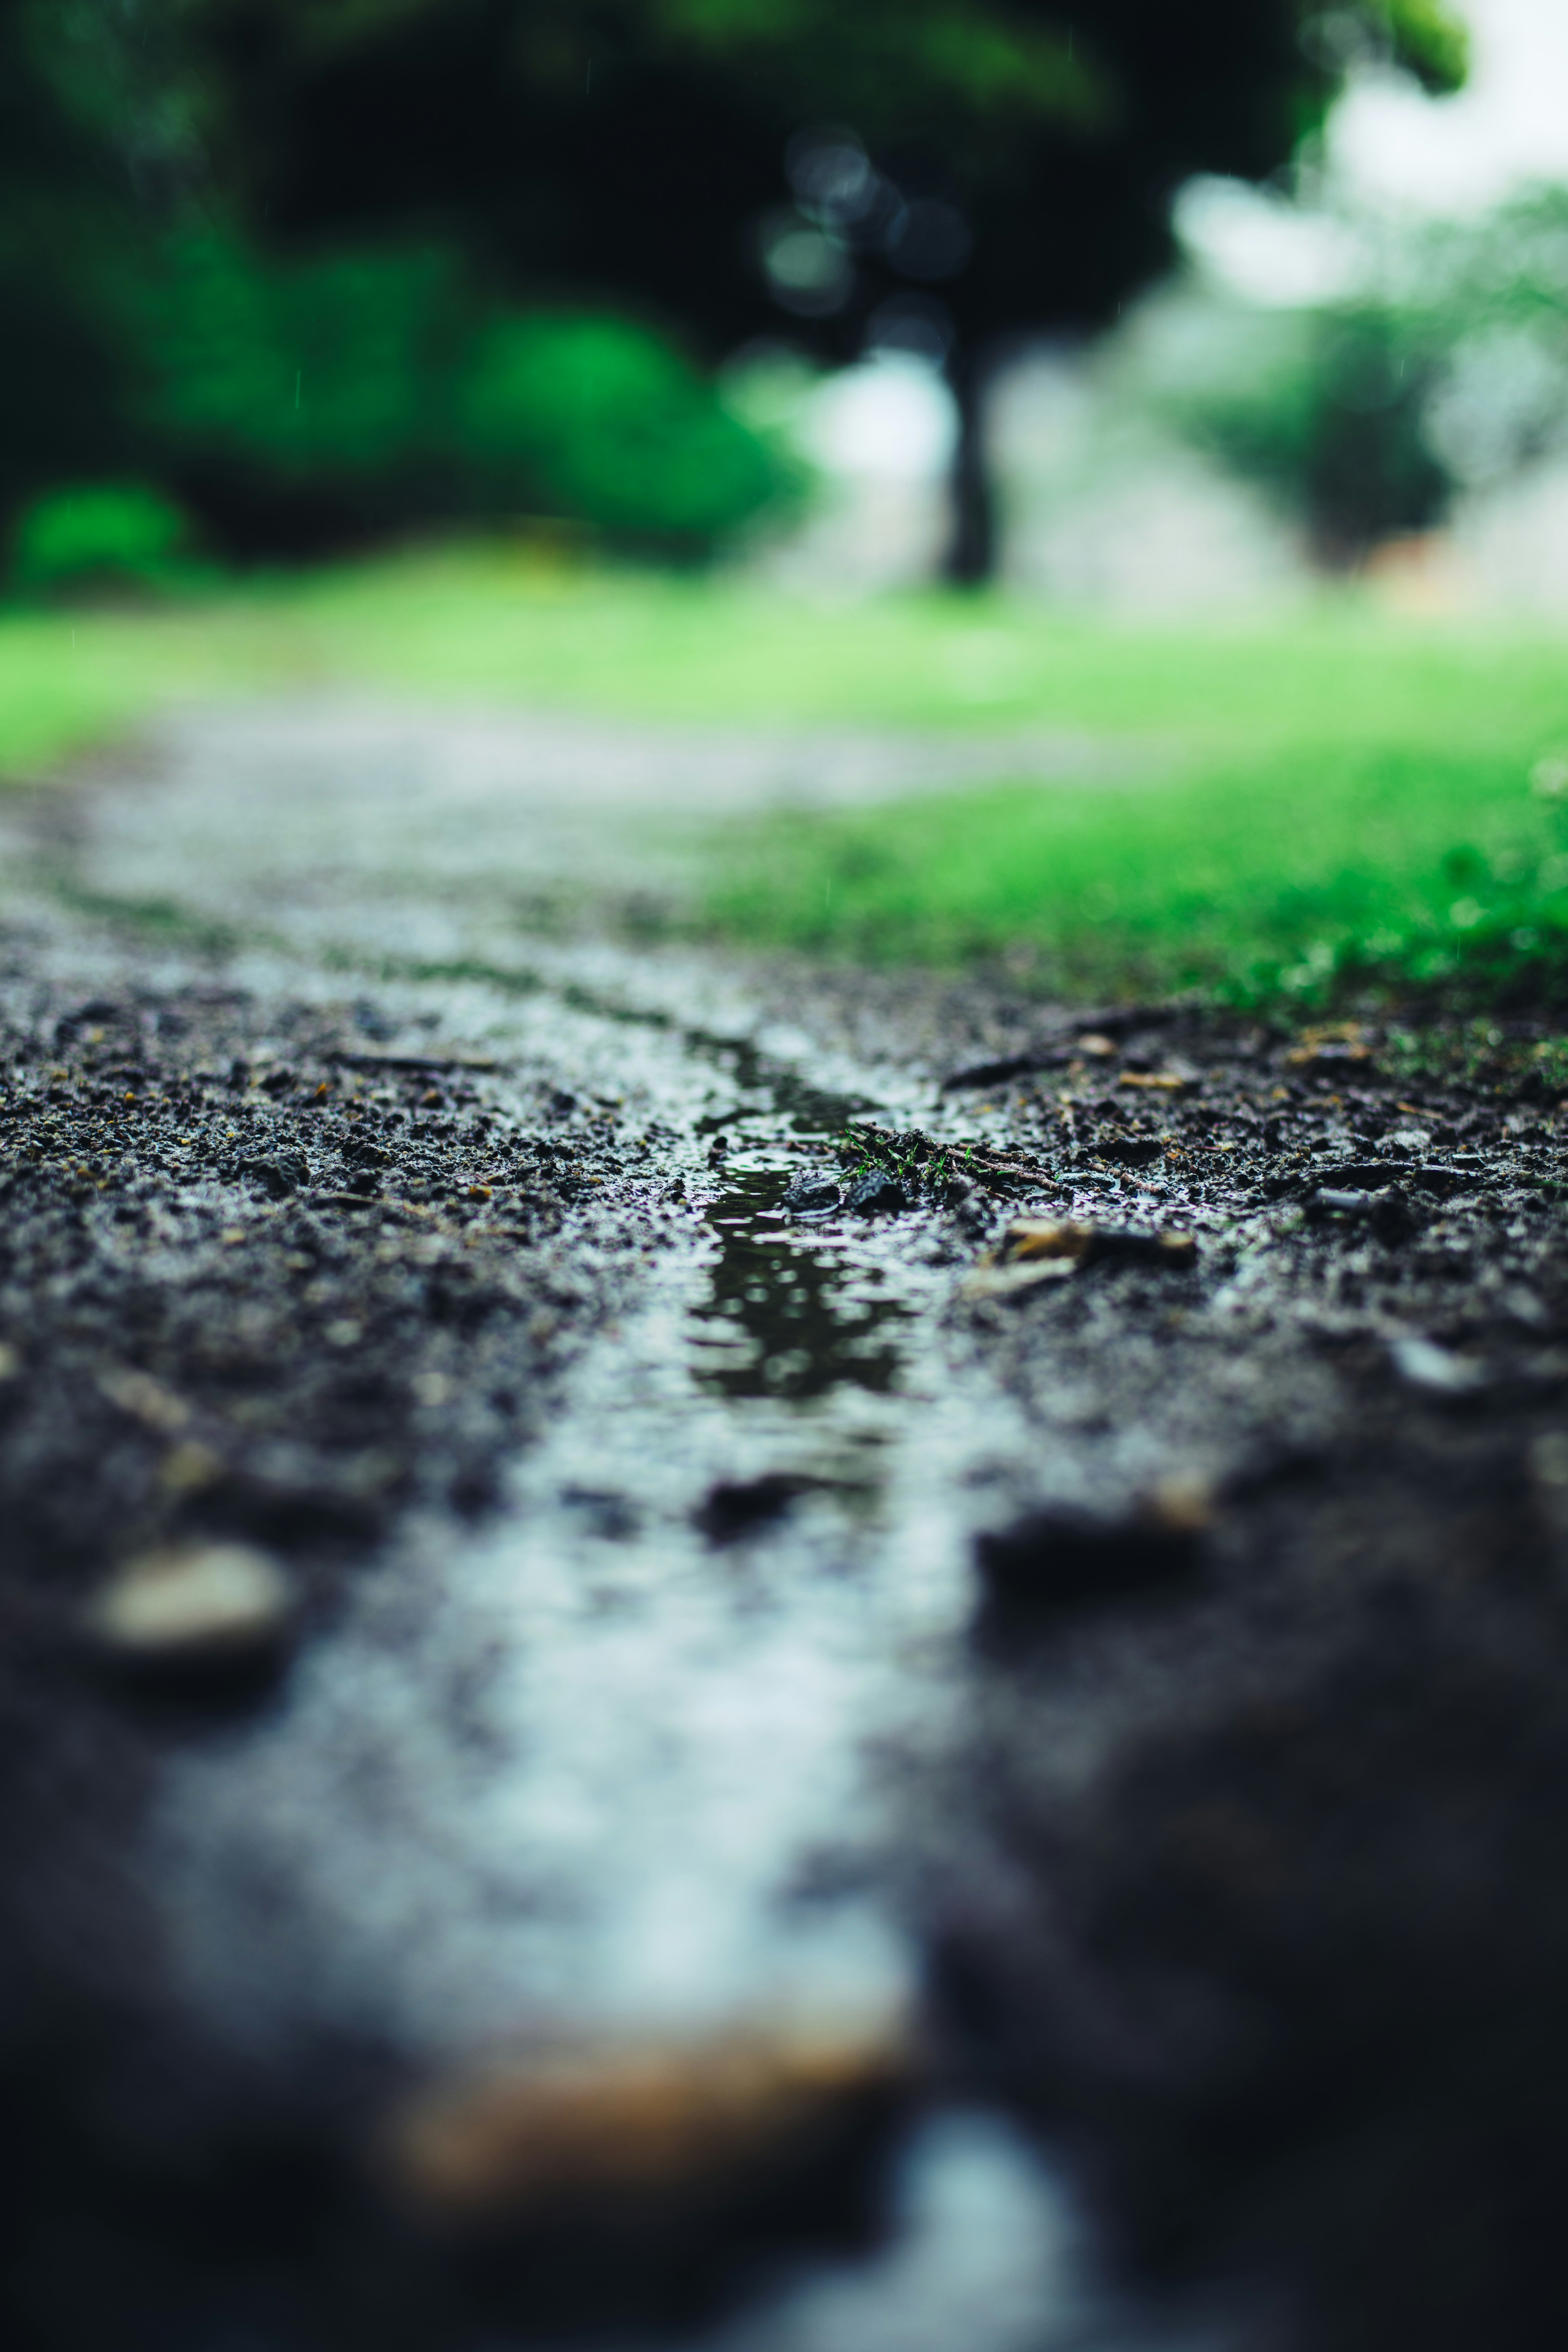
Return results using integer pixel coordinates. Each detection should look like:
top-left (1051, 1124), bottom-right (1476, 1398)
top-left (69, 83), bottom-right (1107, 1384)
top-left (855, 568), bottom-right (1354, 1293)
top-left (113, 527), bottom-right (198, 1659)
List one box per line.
top-left (197, 0), bottom-right (1465, 575)
top-left (0, 0), bottom-right (795, 564)
top-left (121, 230), bottom-right (787, 555)
top-left (0, 0), bottom-right (137, 521)
top-left (1106, 183), bottom-right (1568, 564)
top-left (2, 0), bottom-right (1468, 571)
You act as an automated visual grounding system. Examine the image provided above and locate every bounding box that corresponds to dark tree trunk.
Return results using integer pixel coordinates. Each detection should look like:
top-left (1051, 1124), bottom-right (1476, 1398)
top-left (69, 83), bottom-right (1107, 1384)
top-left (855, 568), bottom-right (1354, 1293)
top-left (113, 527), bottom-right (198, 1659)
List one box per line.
top-left (944, 344), bottom-right (995, 586)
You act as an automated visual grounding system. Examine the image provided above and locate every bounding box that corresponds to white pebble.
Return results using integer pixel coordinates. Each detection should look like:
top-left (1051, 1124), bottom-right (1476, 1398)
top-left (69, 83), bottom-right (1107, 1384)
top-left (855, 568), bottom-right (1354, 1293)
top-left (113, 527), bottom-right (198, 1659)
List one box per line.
top-left (87, 1543), bottom-right (295, 1661)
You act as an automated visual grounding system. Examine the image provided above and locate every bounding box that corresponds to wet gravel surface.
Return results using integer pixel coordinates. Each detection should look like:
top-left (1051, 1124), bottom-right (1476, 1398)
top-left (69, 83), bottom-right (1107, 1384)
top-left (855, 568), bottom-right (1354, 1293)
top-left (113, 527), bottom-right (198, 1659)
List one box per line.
top-left (4, 716), bottom-right (1568, 2352)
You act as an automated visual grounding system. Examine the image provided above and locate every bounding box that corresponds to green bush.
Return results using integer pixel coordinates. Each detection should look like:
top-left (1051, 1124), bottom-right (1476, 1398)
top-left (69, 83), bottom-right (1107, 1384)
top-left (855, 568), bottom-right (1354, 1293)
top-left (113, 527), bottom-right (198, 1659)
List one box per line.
top-left (139, 238), bottom-right (465, 494)
top-left (126, 233), bottom-right (791, 555)
top-left (9, 481), bottom-right (192, 596)
top-left (459, 314), bottom-right (791, 548)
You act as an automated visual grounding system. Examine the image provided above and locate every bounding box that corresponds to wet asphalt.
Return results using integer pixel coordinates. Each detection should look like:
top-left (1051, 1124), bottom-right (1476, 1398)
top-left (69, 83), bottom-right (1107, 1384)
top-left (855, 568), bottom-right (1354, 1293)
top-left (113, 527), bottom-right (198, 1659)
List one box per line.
top-left (4, 706), bottom-right (1568, 2352)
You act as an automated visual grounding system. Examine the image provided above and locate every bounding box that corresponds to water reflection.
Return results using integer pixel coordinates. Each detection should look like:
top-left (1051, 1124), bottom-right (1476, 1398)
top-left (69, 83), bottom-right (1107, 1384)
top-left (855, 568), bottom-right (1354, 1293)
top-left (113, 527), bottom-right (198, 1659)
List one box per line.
top-left (695, 1170), bottom-right (911, 1403)
top-left (527, 2113), bottom-right (1225, 2352)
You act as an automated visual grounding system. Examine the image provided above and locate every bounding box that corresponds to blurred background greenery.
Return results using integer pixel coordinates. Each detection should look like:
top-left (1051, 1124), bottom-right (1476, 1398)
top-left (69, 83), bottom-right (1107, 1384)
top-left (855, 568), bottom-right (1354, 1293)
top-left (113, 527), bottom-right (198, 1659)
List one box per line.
top-left (0, 0), bottom-right (1466, 575)
top-left (9, 0), bottom-right (1568, 1011)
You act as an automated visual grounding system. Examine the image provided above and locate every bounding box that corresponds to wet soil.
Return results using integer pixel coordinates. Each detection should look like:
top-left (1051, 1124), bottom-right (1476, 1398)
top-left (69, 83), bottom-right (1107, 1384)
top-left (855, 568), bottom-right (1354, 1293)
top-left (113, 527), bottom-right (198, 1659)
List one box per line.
top-left (3, 715), bottom-right (1568, 2352)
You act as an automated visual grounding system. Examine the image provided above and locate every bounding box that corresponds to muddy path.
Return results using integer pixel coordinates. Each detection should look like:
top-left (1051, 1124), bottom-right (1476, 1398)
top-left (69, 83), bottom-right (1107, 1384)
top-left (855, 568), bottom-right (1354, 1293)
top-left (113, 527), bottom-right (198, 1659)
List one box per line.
top-left (4, 707), bottom-right (1568, 2352)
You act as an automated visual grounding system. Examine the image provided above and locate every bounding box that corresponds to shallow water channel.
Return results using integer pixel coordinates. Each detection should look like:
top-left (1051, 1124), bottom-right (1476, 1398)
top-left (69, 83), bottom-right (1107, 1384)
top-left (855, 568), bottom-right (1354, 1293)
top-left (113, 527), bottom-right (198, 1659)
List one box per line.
top-left (18, 855), bottom-right (1223, 2349)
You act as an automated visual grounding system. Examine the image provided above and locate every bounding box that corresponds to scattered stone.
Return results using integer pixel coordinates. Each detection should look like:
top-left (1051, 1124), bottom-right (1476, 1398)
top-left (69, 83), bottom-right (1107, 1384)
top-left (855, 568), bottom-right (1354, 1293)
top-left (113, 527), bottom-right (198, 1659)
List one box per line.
top-left (1312, 1187), bottom-right (1377, 1217)
top-left (940, 1049), bottom-right (1072, 1091)
top-left (158, 1440), bottom-right (226, 1494)
top-left (696, 1471), bottom-right (821, 1543)
top-left (1316, 1163), bottom-right (1407, 1192)
top-left (1310, 1184), bottom-right (1421, 1241)
top-left (96, 1367), bottom-right (190, 1433)
top-left (1093, 1133), bottom-right (1166, 1169)
top-left (976, 1502), bottom-right (1205, 1613)
top-left (1318, 1160), bottom-right (1465, 1197)
top-left (1082, 1226), bottom-right (1198, 1270)
top-left (1390, 1336), bottom-right (1490, 1397)
top-left (940, 1051), bottom-right (1049, 1092)
top-left (846, 1169), bottom-right (906, 1216)
top-left (782, 1170), bottom-right (842, 1215)
top-left (1145, 1471), bottom-right (1218, 1534)
top-left (85, 1541), bottom-right (296, 1668)
top-left (236, 1150), bottom-right (309, 1197)
top-left (382, 2020), bottom-right (910, 2224)
top-left (1530, 1430), bottom-right (1568, 1518)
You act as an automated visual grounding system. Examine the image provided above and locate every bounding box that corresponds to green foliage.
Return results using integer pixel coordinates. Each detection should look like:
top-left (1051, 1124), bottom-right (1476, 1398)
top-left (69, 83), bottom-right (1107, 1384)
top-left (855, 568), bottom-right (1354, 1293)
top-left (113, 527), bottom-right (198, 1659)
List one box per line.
top-left (0, 0), bottom-right (1474, 573)
top-left (1119, 292), bottom-right (1450, 555)
top-left (682, 604), bottom-right (1568, 1008)
top-left (1107, 185), bottom-right (1568, 557)
top-left (3, 569), bottom-right (1568, 1020)
top-left (5, 557), bottom-right (1568, 1014)
top-left (139, 237), bottom-right (466, 490)
top-left (9, 483), bottom-right (194, 596)
top-left (124, 232), bottom-right (790, 550)
top-left (1376, 0), bottom-right (1470, 94)
top-left (459, 315), bottom-right (793, 546)
top-left (648, 0), bottom-right (1111, 131)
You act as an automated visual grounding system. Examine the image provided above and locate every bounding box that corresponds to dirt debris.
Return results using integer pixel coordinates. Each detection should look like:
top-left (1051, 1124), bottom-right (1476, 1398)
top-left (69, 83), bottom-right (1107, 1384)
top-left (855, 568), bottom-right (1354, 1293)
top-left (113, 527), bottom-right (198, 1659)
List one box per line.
top-left (0, 979), bottom-right (641, 1637)
top-left (383, 2020), bottom-right (912, 2226)
top-left (5, 911), bottom-right (1568, 2350)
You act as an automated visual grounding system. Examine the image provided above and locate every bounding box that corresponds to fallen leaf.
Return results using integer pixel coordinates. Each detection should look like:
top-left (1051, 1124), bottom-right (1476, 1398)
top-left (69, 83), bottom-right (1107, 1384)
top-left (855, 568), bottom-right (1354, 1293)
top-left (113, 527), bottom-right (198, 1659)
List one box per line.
top-left (998, 1218), bottom-right (1092, 1263)
top-left (383, 2020), bottom-right (909, 2221)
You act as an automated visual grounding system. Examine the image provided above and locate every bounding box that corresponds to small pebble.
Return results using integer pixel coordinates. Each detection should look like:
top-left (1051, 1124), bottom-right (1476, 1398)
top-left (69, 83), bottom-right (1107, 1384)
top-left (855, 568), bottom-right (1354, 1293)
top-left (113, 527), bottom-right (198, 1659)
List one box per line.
top-left (782, 1170), bottom-right (842, 1215)
top-left (846, 1170), bottom-right (906, 1216)
top-left (976, 1503), bottom-right (1204, 1611)
top-left (86, 1542), bottom-right (296, 1665)
top-left (158, 1440), bottom-right (225, 1494)
top-left (1390, 1336), bottom-right (1489, 1397)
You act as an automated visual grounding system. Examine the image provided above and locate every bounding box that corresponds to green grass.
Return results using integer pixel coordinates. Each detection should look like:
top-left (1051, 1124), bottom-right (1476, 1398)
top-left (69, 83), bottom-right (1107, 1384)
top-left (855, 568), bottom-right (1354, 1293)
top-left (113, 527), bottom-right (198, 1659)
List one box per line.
top-left (705, 731), bottom-right (1568, 1007)
top-left (3, 546), bottom-right (1567, 1006)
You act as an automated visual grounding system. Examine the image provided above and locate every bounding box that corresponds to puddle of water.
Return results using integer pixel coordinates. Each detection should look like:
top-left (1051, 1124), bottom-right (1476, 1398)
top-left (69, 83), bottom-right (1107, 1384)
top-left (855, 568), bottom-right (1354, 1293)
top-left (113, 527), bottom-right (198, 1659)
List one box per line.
top-left (152, 1018), bottom-right (961, 2060)
top-left (521, 2109), bottom-right (1217, 2352)
top-left (42, 829), bottom-right (1238, 2350)
top-left (695, 1169), bottom-right (913, 1405)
